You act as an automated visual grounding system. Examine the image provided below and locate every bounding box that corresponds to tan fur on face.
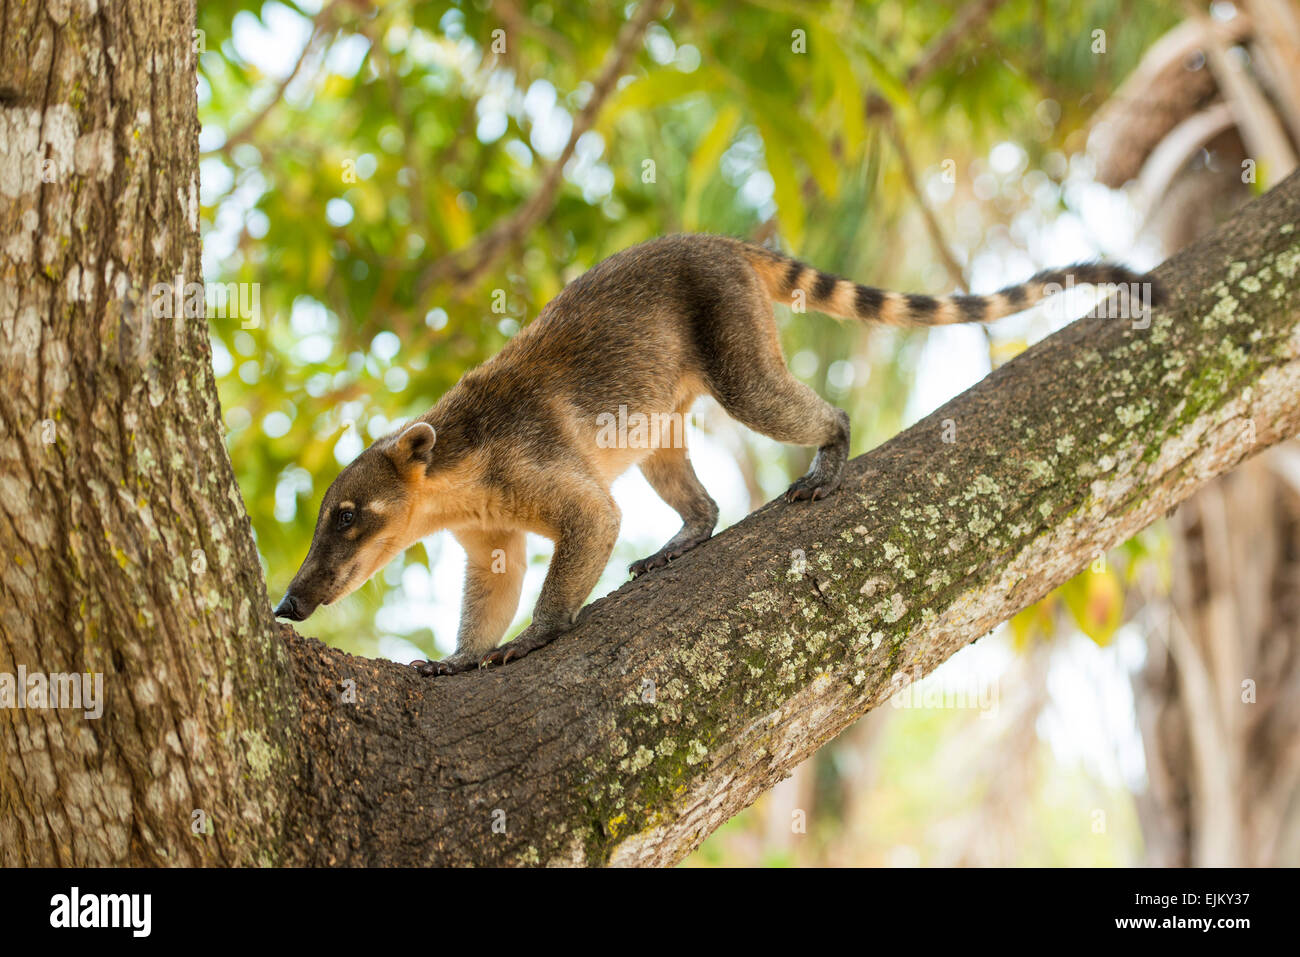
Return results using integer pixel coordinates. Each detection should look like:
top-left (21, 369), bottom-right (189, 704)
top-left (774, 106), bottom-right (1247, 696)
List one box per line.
top-left (325, 526), bottom-right (406, 604)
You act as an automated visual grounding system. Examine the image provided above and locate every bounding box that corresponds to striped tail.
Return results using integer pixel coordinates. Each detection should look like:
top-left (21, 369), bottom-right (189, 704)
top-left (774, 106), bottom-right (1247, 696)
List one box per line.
top-left (741, 245), bottom-right (1162, 326)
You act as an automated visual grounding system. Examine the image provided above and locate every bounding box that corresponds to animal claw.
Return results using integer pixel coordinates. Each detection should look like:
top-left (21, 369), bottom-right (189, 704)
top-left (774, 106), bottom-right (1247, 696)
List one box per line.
top-left (412, 657), bottom-right (472, 677)
top-left (783, 477), bottom-right (840, 503)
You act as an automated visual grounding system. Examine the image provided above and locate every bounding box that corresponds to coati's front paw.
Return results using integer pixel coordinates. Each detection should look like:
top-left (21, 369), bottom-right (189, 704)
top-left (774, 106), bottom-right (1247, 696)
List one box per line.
top-left (783, 473), bottom-right (841, 503)
top-left (478, 623), bottom-right (565, 668)
top-left (411, 654), bottom-right (477, 677)
top-left (629, 533), bottom-right (712, 578)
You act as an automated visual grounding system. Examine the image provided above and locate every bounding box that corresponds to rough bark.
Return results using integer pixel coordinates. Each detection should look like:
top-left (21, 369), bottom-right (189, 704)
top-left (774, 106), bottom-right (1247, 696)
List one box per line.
top-left (0, 0), bottom-right (298, 865)
top-left (2, 0), bottom-right (1300, 868)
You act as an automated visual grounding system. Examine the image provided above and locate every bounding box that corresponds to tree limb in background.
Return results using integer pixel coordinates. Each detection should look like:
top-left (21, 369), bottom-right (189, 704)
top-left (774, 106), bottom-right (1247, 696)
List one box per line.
top-left (415, 0), bottom-right (668, 302)
top-left (884, 115), bottom-right (996, 353)
top-left (906, 0), bottom-right (1010, 87)
top-left (860, 0), bottom-right (1010, 354)
top-left (212, 0), bottom-right (344, 158)
top-left (1248, 0), bottom-right (1300, 138)
top-left (1180, 0), bottom-right (1296, 178)
top-left (1089, 13), bottom-right (1254, 188)
top-left (866, 0), bottom-right (1010, 120)
top-left (885, 120), bottom-right (970, 293)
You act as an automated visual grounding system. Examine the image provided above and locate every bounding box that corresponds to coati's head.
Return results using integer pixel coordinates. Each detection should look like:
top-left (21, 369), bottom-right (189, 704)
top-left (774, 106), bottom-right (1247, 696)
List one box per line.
top-left (273, 421), bottom-right (437, 621)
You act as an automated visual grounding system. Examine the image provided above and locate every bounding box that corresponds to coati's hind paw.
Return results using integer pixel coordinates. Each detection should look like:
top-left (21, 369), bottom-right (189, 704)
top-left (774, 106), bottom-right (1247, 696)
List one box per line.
top-left (629, 533), bottom-right (712, 578)
top-left (785, 414), bottom-right (849, 503)
top-left (478, 623), bottom-right (565, 669)
top-left (783, 474), bottom-right (841, 503)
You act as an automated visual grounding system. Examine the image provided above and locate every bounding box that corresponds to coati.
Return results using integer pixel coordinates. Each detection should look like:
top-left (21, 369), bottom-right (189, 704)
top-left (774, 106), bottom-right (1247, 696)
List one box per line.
top-left (274, 234), bottom-right (1156, 675)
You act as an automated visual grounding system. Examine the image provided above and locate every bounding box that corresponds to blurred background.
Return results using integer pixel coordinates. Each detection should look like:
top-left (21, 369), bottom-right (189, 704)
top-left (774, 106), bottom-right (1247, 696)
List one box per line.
top-left (195, 0), bottom-right (1300, 865)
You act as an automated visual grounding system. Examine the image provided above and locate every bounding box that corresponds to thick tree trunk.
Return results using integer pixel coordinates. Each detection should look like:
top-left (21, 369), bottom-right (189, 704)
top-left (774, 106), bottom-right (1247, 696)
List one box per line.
top-left (3, 0), bottom-right (1300, 867)
top-left (0, 0), bottom-right (297, 865)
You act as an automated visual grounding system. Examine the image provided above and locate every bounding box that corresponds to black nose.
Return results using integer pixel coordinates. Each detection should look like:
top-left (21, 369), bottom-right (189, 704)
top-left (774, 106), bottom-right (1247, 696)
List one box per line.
top-left (274, 593), bottom-right (305, 621)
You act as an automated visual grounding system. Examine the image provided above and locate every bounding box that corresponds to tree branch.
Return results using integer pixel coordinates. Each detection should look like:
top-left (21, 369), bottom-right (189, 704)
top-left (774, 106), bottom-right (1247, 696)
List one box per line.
top-left (210, 0), bottom-right (344, 158)
top-left (866, 0), bottom-right (1010, 119)
top-left (414, 0), bottom-right (667, 302)
top-left (279, 171), bottom-right (1300, 867)
top-left (906, 0), bottom-right (1009, 87)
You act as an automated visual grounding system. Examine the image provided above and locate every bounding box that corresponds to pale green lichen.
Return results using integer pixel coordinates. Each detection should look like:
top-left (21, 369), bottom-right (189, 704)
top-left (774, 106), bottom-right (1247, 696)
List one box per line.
top-left (1025, 459), bottom-right (1053, 482)
top-left (1115, 403), bottom-right (1147, 427)
top-left (241, 729), bottom-right (276, 782)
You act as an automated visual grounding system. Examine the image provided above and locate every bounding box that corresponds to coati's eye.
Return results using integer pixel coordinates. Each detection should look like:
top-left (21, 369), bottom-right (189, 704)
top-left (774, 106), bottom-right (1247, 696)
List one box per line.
top-left (337, 509), bottom-right (355, 530)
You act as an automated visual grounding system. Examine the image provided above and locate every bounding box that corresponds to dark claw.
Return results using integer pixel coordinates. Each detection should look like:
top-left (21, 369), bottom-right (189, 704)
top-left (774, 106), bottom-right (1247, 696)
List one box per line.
top-left (629, 535), bottom-right (710, 578)
top-left (479, 645), bottom-right (522, 668)
top-left (629, 553), bottom-right (671, 578)
top-left (783, 477), bottom-right (840, 503)
top-left (411, 658), bottom-right (468, 677)
top-left (477, 625), bottom-right (563, 669)
top-left (478, 647), bottom-right (513, 668)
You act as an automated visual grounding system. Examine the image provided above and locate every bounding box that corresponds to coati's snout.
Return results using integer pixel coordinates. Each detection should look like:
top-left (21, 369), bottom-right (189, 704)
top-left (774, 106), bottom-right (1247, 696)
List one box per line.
top-left (274, 422), bottom-right (437, 621)
top-left (272, 591), bottom-right (310, 621)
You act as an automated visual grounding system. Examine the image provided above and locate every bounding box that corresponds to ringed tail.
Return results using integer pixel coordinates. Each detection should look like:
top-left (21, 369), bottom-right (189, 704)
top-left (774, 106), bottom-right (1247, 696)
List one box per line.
top-left (741, 244), bottom-right (1163, 326)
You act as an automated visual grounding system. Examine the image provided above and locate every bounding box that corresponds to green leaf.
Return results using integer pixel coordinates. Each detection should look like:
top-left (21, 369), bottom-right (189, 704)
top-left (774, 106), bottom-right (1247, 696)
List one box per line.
top-left (755, 114), bottom-right (804, 248)
top-left (813, 25), bottom-right (865, 156)
top-left (747, 86), bottom-right (840, 201)
top-left (599, 67), bottom-right (722, 130)
top-left (1060, 566), bottom-right (1124, 646)
top-left (684, 105), bottom-right (741, 230)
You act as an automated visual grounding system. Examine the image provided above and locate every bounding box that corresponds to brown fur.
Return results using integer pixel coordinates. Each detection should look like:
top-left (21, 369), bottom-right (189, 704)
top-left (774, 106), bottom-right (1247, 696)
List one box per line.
top-left (275, 234), bottom-right (1159, 673)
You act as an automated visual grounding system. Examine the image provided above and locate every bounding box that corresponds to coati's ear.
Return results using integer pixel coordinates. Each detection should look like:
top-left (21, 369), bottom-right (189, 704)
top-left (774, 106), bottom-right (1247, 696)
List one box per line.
top-left (385, 421), bottom-right (437, 471)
